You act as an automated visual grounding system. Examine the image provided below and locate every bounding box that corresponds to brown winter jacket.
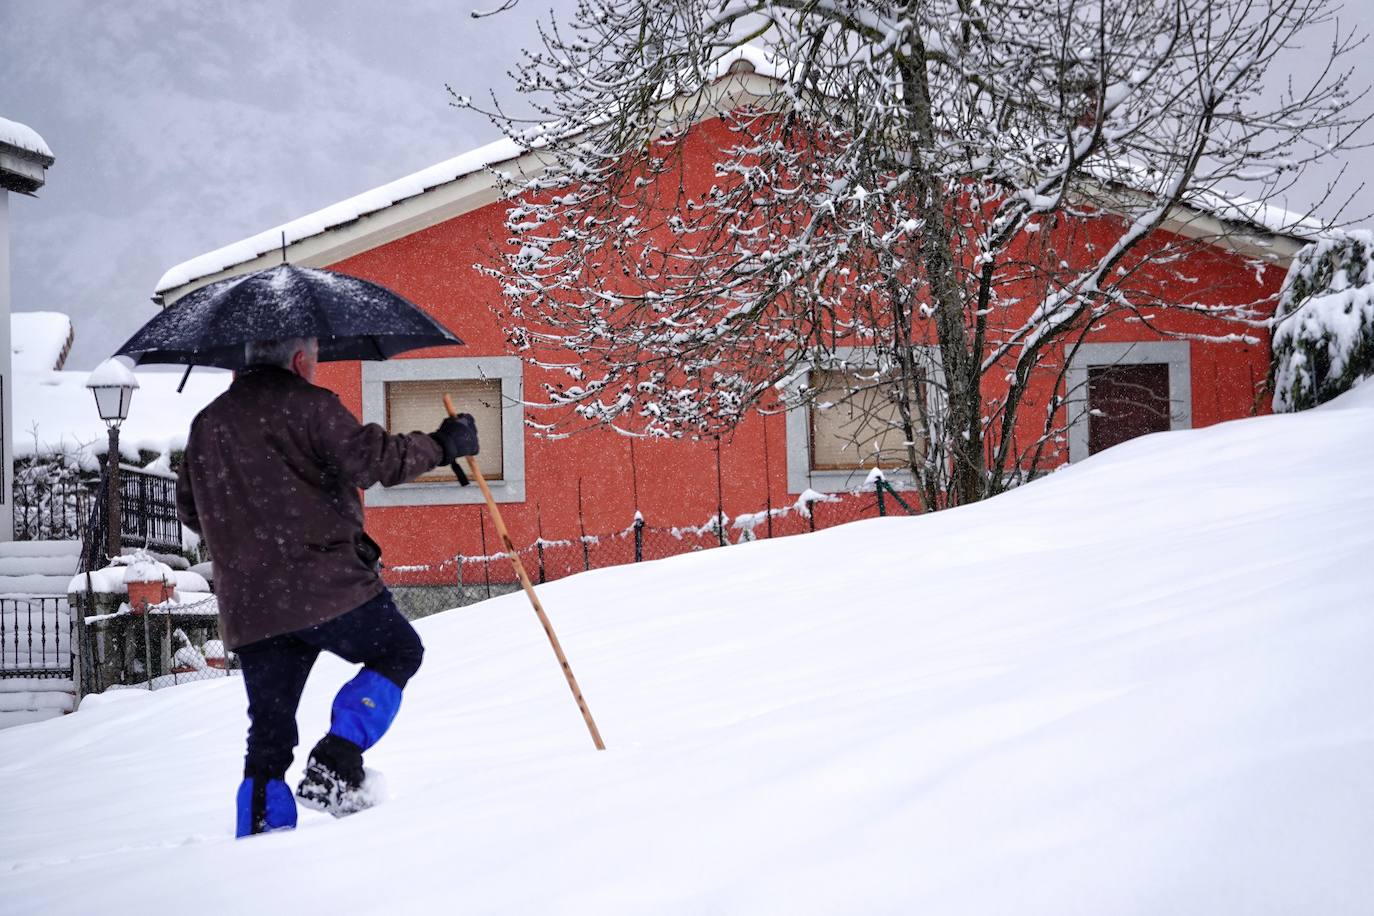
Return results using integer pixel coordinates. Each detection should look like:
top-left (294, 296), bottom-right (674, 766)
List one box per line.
top-left (176, 366), bottom-right (443, 649)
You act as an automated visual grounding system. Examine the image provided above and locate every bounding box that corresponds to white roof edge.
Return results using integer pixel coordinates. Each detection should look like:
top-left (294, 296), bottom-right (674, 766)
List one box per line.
top-left (0, 115), bottom-right (54, 162)
top-left (154, 135), bottom-right (527, 296)
top-left (154, 45), bottom-right (1311, 300)
top-left (1188, 187), bottom-right (1326, 244)
top-left (1096, 183), bottom-right (1312, 263)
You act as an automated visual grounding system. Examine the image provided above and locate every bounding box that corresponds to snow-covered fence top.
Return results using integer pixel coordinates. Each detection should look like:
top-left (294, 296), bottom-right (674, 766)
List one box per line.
top-left (72, 556), bottom-right (209, 597)
top-left (1272, 231), bottom-right (1374, 412)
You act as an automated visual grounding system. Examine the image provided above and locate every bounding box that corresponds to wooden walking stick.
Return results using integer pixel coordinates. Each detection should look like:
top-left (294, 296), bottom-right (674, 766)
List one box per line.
top-left (443, 394), bottom-right (606, 750)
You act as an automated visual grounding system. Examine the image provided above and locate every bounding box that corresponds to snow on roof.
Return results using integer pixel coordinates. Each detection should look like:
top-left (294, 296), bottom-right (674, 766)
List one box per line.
top-left (0, 115), bottom-right (54, 162)
top-left (11, 312), bottom-right (74, 372)
top-left (1190, 186), bottom-right (1326, 243)
top-left (154, 136), bottom-right (525, 295)
top-left (153, 48), bottom-right (782, 297)
top-left (15, 359), bottom-right (229, 467)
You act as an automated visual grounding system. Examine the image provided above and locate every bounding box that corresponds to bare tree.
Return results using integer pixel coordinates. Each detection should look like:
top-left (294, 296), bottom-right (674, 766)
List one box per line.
top-left (465, 0), bottom-right (1368, 507)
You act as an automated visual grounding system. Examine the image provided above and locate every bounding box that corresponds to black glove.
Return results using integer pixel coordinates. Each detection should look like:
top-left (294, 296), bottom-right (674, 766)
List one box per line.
top-left (431, 413), bottom-right (479, 464)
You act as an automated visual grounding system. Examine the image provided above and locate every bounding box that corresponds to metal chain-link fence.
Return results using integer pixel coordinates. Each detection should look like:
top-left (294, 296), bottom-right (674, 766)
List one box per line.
top-left (80, 594), bottom-right (237, 693)
top-left (69, 480), bottom-right (918, 690)
top-left (383, 479), bottom-right (918, 619)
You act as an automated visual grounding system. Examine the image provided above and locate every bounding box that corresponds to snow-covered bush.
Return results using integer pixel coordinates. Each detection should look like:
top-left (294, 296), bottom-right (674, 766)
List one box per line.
top-left (12, 452), bottom-right (99, 541)
top-left (1271, 231), bottom-right (1374, 412)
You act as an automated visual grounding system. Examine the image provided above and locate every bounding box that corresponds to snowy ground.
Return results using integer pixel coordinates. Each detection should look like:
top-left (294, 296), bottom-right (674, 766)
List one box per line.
top-left (3, 385), bottom-right (1372, 915)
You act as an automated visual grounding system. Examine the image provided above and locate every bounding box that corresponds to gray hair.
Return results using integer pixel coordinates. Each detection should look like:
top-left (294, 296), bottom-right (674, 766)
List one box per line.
top-left (244, 337), bottom-right (316, 369)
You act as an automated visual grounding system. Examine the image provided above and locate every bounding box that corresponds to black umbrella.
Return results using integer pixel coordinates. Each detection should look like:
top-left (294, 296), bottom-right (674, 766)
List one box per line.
top-left (115, 264), bottom-right (462, 370)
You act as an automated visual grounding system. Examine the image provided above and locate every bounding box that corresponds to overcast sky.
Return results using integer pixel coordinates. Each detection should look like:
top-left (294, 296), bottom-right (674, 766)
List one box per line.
top-left (2, 0), bottom-right (1373, 369)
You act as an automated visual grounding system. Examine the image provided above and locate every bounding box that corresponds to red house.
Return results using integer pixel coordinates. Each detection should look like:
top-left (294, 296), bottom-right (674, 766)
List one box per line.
top-left (154, 55), bottom-right (1305, 591)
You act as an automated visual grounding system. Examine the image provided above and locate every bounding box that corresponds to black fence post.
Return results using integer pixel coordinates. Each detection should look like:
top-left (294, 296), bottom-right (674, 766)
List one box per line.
top-left (536, 503), bottom-right (547, 585)
top-left (879, 480), bottom-right (916, 516)
top-left (80, 577), bottom-right (100, 695)
top-left (761, 412), bottom-right (776, 539)
top-left (629, 437), bottom-right (640, 511)
top-left (167, 613), bottom-right (177, 687)
top-left (116, 619), bottom-right (127, 685)
top-left (478, 513), bottom-right (492, 600)
top-left (578, 479), bottom-right (591, 572)
top-left (140, 472), bottom-right (150, 544)
top-left (876, 477), bottom-right (887, 517)
top-left (142, 612), bottom-right (154, 690)
top-left (634, 515), bottom-right (644, 563)
top-left (714, 435), bottom-right (726, 547)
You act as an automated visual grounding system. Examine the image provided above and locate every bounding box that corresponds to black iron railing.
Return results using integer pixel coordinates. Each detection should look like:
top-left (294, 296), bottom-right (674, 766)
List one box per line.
top-left (118, 466), bottom-right (180, 553)
top-left (15, 462), bottom-right (180, 558)
top-left (0, 597), bottom-right (72, 680)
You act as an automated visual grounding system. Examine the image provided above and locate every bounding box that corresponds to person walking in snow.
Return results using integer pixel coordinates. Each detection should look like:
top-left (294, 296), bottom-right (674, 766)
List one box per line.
top-left (176, 336), bottom-right (478, 838)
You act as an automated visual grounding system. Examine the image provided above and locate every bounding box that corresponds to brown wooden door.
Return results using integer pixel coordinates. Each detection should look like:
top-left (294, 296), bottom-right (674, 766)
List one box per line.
top-left (1087, 363), bottom-right (1171, 455)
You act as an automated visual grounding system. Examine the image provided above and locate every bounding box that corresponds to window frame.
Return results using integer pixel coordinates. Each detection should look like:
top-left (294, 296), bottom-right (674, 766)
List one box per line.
top-left (361, 356), bottom-right (525, 505)
top-left (783, 347), bottom-right (940, 495)
top-left (1065, 341), bottom-right (1191, 463)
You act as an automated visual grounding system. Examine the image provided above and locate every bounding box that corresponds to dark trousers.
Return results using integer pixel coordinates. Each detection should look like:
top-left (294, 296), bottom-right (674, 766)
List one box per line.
top-left (235, 589), bottom-right (423, 781)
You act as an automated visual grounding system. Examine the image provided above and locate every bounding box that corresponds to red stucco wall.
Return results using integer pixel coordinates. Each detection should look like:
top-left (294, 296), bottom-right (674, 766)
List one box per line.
top-left (312, 118), bottom-right (1285, 571)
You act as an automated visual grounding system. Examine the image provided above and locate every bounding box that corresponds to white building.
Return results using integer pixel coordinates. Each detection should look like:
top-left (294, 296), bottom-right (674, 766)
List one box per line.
top-left (0, 115), bottom-right (55, 542)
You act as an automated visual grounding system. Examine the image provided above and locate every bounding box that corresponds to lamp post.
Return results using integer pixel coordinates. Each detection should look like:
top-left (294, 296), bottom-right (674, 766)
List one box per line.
top-left (86, 360), bottom-right (138, 562)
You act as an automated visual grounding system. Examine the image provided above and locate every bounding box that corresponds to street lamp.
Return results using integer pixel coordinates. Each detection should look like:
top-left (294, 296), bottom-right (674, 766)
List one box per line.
top-left (86, 359), bottom-right (138, 561)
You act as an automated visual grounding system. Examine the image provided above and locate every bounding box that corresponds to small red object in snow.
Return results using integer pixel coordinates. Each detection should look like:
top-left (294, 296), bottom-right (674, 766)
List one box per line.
top-left (127, 579), bottom-right (173, 615)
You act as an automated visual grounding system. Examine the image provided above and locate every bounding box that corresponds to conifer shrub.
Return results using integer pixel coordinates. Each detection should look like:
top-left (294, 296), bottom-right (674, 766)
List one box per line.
top-left (1271, 231), bottom-right (1374, 412)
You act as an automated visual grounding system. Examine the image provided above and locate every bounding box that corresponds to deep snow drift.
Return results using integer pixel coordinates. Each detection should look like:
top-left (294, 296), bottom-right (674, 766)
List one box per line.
top-left (3, 386), bottom-right (1373, 915)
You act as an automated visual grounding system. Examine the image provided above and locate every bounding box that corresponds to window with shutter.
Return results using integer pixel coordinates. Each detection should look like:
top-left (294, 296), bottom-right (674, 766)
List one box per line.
top-left (808, 369), bottom-right (924, 471)
top-left (384, 378), bottom-right (504, 481)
